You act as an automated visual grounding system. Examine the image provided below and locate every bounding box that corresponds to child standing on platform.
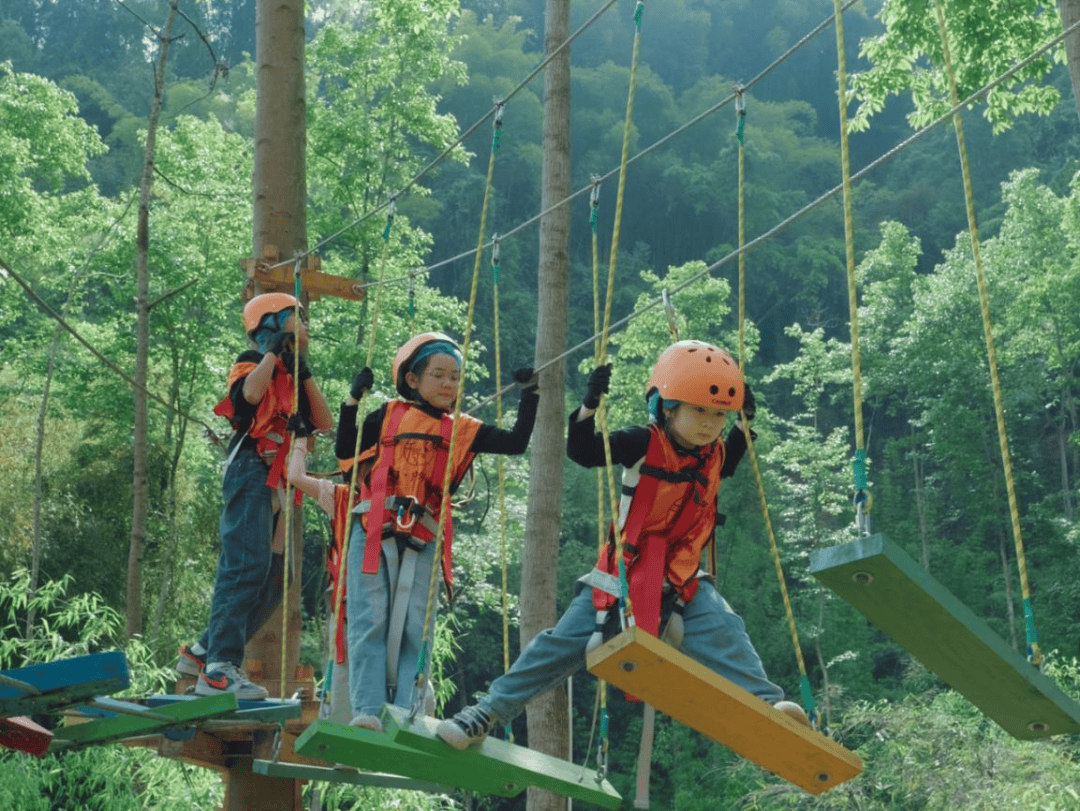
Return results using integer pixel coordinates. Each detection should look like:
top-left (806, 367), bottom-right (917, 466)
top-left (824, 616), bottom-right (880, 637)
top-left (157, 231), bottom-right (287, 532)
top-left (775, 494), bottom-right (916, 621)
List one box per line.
top-left (177, 293), bottom-right (333, 700)
top-left (335, 332), bottom-right (539, 731)
top-left (437, 339), bottom-right (807, 748)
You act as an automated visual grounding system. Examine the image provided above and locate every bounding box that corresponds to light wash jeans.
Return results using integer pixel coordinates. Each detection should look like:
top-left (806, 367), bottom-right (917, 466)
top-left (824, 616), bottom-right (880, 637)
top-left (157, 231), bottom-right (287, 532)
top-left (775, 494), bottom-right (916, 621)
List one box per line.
top-left (478, 578), bottom-right (783, 721)
top-left (200, 446), bottom-right (286, 667)
top-left (346, 523), bottom-right (439, 717)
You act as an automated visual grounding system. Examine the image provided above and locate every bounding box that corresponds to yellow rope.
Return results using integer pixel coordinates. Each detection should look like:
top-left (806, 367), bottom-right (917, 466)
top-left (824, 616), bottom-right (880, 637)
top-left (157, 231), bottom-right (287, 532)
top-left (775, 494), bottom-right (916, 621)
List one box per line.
top-left (322, 203), bottom-right (395, 714)
top-left (412, 108), bottom-right (500, 714)
top-left (932, 0), bottom-right (1040, 664)
top-left (491, 238), bottom-right (512, 681)
top-left (281, 258), bottom-right (304, 700)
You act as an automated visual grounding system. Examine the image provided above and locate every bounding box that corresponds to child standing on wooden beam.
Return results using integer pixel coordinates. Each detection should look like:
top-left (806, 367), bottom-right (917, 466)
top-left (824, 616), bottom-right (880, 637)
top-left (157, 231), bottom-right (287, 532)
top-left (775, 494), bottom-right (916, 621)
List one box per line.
top-left (437, 340), bottom-right (808, 748)
top-left (177, 293), bottom-right (333, 699)
top-left (336, 332), bottom-right (540, 731)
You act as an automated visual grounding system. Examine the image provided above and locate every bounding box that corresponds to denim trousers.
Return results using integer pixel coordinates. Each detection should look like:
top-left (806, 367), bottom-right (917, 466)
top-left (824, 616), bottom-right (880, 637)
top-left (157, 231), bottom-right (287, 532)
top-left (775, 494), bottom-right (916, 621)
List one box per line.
top-left (200, 446), bottom-right (285, 667)
top-left (479, 578), bottom-right (783, 722)
top-left (346, 524), bottom-right (439, 716)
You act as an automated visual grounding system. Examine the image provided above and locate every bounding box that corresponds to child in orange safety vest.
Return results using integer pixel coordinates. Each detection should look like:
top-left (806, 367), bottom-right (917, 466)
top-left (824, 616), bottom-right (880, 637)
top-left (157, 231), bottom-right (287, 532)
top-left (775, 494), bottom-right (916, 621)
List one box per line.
top-left (436, 340), bottom-right (809, 749)
top-left (335, 332), bottom-right (539, 731)
top-left (176, 293), bottom-right (333, 700)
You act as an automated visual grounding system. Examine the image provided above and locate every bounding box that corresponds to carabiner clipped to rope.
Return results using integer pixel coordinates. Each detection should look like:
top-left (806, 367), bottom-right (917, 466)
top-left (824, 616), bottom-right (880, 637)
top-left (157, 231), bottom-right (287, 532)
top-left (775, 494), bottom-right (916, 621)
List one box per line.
top-left (661, 289), bottom-right (679, 342)
top-left (734, 84), bottom-right (747, 144)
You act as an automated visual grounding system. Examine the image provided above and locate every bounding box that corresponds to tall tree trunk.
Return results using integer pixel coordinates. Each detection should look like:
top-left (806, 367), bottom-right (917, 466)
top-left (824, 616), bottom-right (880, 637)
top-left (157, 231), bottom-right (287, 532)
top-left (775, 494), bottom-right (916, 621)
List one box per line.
top-left (1059, 0), bottom-right (1080, 122)
top-left (522, 0), bottom-right (571, 808)
top-left (127, 0), bottom-right (178, 639)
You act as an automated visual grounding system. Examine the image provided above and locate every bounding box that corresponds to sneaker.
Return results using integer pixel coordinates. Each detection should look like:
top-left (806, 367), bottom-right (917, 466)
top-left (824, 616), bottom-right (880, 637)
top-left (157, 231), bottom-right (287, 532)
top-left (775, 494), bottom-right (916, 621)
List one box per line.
top-left (435, 704), bottom-right (498, 750)
top-left (349, 713), bottom-right (384, 733)
top-left (774, 700), bottom-right (812, 729)
top-left (196, 662), bottom-right (269, 701)
top-left (175, 644), bottom-right (205, 677)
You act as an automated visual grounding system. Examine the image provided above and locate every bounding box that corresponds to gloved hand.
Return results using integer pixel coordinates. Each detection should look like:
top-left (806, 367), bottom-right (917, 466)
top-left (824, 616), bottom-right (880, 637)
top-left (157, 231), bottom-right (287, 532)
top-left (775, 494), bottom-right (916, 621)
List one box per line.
top-left (287, 413), bottom-right (310, 437)
top-left (513, 366), bottom-right (539, 392)
top-left (350, 367), bottom-right (374, 400)
top-left (741, 383), bottom-right (756, 421)
top-left (582, 363), bottom-right (611, 409)
top-left (268, 329), bottom-right (294, 358)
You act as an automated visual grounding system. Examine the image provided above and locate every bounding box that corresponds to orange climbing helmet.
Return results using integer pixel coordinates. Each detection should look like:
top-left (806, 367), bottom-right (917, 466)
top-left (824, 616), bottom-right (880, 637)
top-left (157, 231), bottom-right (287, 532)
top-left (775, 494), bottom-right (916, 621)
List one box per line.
top-left (647, 340), bottom-right (743, 412)
top-left (243, 292), bottom-right (299, 334)
top-left (392, 332), bottom-right (462, 399)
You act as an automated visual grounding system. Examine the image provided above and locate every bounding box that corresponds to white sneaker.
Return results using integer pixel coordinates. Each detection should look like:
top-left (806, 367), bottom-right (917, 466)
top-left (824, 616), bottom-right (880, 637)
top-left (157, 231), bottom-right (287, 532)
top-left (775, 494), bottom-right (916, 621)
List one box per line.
top-left (774, 700), bottom-right (812, 728)
top-left (436, 704), bottom-right (498, 750)
top-left (349, 712), bottom-right (384, 733)
top-left (196, 662), bottom-right (269, 701)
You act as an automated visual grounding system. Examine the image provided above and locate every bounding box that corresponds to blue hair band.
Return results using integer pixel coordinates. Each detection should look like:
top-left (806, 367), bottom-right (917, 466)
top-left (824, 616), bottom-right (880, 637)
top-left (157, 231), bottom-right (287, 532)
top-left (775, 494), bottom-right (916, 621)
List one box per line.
top-left (409, 340), bottom-right (462, 374)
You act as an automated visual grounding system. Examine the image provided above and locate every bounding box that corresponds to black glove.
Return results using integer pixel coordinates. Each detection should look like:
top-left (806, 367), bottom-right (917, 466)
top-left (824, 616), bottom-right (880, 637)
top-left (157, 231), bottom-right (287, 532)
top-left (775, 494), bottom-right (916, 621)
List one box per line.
top-left (741, 383), bottom-right (756, 421)
top-left (582, 363), bottom-right (611, 409)
top-left (513, 366), bottom-right (538, 392)
top-left (350, 367), bottom-right (374, 400)
top-left (267, 329), bottom-right (294, 358)
top-left (287, 413), bottom-right (310, 438)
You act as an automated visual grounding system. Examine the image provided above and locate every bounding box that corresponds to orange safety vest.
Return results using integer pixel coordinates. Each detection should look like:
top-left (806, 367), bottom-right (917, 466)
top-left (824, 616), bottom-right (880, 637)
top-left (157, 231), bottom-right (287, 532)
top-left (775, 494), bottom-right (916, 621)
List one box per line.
top-left (357, 400), bottom-right (482, 590)
top-left (213, 357), bottom-right (298, 495)
top-left (593, 424), bottom-right (723, 636)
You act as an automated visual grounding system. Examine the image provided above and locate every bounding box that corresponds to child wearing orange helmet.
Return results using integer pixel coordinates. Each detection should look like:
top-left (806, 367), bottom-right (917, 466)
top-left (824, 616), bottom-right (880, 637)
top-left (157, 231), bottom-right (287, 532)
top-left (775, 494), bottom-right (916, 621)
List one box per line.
top-left (334, 332), bottom-right (540, 731)
top-left (176, 293), bottom-right (332, 700)
top-left (437, 340), bottom-right (806, 749)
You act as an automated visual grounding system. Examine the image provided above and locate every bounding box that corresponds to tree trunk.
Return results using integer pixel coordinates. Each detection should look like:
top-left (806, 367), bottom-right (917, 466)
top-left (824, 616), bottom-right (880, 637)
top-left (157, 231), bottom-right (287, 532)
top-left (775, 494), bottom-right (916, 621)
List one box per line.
top-left (127, 0), bottom-right (178, 639)
top-left (1059, 0), bottom-right (1080, 122)
top-left (522, 0), bottom-right (571, 808)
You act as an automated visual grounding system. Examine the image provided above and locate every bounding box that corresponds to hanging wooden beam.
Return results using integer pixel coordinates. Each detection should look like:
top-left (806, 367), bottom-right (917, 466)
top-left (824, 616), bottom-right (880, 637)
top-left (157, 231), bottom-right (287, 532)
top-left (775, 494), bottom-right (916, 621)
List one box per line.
top-left (241, 250), bottom-right (365, 303)
top-left (252, 757), bottom-right (453, 792)
top-left (0, 651), bottom-right (129, 719)
top-left (587, 627), bottom-right (862, 794)
top-left (295, 718), bottom-right (525, 797)
top-left (0, 716), bottom-right (52, 756)
top-left (809, 533), bottom-right (1080, 740)
top-left (52, 693), bottom-right (239, 749)
top-left (381, 704), bottom-right (623, 808)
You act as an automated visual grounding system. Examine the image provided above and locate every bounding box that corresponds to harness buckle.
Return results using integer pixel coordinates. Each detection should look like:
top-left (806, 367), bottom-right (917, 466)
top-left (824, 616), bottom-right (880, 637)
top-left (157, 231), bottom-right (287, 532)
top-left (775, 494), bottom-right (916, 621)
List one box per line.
top-left (394, 495), bottom-right (421, 532)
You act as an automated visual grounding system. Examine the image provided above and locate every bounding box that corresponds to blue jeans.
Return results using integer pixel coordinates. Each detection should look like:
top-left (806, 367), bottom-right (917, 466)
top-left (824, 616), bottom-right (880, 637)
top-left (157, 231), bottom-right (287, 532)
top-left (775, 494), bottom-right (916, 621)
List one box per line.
top-left (479, 579), bottom-right (783, 721)
top-left (346, 523), bottom-right (438, 717)
top-left (200, 446), bottom-right (286, 667)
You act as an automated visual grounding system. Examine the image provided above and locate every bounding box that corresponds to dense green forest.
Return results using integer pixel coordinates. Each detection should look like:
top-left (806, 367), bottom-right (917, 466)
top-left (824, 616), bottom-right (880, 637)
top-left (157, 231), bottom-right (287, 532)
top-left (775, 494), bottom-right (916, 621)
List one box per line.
top-left (2, 0), bottom-right (1079, 808)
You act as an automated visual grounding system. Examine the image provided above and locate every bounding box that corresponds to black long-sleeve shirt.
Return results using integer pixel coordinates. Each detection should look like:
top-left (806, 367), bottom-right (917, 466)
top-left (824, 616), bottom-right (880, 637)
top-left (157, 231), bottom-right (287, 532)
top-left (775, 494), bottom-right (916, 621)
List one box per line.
top-left (335, 388), bottom-right (540, 463)
top-left (565, 412), bottom-right (751, 478)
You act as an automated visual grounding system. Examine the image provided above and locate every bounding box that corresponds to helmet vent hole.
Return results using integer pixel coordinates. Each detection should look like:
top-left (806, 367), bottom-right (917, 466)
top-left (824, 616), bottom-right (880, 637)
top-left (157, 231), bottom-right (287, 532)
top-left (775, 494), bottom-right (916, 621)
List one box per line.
top-left (709, 385), bottom-right (719, 395)
top-left (728, 387), bottom-right (737, 397)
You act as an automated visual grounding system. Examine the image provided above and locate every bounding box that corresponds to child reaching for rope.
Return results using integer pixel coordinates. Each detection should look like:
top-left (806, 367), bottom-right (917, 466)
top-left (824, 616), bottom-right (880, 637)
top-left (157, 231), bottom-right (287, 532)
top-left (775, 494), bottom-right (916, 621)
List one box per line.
top-left (177, 293), bottom-right (333, 700)
top-left (335, 332), bottom-right (540, 732)
top-left (436, 339), bottom-right (808, 749)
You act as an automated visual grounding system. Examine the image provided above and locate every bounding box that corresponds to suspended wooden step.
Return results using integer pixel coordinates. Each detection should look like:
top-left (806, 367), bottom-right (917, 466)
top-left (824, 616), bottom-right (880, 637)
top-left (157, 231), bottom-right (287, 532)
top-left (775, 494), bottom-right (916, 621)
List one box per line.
top-left (809, 533), bottom-right (1080, 740)
top-left (51, 692), bottom-right (238, 749)
top-left (0, 716), bottom-right (53, 756)
top-left (146, 694), bottom-right (302, 725)
top-left (252, 757), bottom-right (453, 793)
top-left (295, 719), bottom-right (524, 797)
top-left (0, 651), bottom-right (129, 718)
top-left (587, 627), bottom-right (863, 794)
top-left (381, 704), bottom-right (623, 809)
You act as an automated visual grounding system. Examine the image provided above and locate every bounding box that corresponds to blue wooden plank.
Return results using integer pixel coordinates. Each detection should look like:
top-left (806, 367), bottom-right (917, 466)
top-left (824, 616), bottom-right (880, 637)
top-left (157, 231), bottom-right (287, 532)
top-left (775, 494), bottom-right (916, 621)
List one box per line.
top-left (51, 693), bottom-right (239, 749)
top-left (0, 652), bottom-right (129, 718)
top-left (809, 533), bottom-right (1080, 740)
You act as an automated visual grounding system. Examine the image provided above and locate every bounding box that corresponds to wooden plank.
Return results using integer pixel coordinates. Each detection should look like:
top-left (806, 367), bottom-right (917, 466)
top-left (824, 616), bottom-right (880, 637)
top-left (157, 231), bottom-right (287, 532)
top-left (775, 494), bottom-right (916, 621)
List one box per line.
top-left (294, 719), bottom-right (525, 797)
top-left (51, 693), bottom-right (239, 749)
top-left (146, 694), bottom-right (303, 724)
top-left (587, 627), bottom-right (862, 795)
top-left (381, 704), bottom-right (623, 809)
top-left (252, 758), bottom-right (452, 792)
top-left (0, 651), bottom-right (129, 718)
top-left (809, 533), bottom-right (1080, 740)
top-left (0, 716), bottom-right (52, 756)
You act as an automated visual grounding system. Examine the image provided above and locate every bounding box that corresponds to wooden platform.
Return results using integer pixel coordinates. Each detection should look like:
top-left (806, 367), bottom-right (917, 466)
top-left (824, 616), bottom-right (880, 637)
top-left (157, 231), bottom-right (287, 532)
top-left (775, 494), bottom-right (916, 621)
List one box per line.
top-left (587, 627), bottom-right (862, 794)
top-left (381, 704), bottom-right (623, 808)
top-left (252, 757), bottom-right (453, 792)
top-left (809, 533), bottom-right (1080, 740)
top-left (294, 718), bottom-right (525, 797)
top-left (0, 651), bottom-right (129, 718)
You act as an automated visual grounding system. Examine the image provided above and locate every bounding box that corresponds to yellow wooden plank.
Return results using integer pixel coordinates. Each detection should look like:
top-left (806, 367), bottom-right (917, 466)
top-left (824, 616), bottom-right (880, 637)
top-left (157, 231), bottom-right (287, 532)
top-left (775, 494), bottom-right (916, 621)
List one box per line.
top-left (587, 627), bottom-right (862, 794)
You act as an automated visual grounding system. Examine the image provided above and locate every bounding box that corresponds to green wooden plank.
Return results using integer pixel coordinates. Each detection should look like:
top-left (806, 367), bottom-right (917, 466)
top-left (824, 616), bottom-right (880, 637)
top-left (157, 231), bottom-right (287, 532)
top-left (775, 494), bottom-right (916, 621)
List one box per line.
top-left (294, 719), bottom-right (525, 797)
top-left (382, 705), bottom-right (622, 809)
top-left (0, 652), bottom-right (129, 718)
top-left (146, 694), bottom-right (302, 724)
top-left (51, 693), bottom-right (239, 748)
top-left (809, 533), bottom-right (1080, 740)
top-left (252, 758), bottom-right (453, 792)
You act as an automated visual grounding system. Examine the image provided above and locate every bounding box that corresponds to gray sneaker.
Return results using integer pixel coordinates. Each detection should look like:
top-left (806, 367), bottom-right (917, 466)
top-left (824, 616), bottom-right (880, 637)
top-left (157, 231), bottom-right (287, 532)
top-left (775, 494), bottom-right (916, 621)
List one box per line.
top-left (435, 704), bottom-right (498, 750)
top-left (196, 662), bottom-right (268, 701)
